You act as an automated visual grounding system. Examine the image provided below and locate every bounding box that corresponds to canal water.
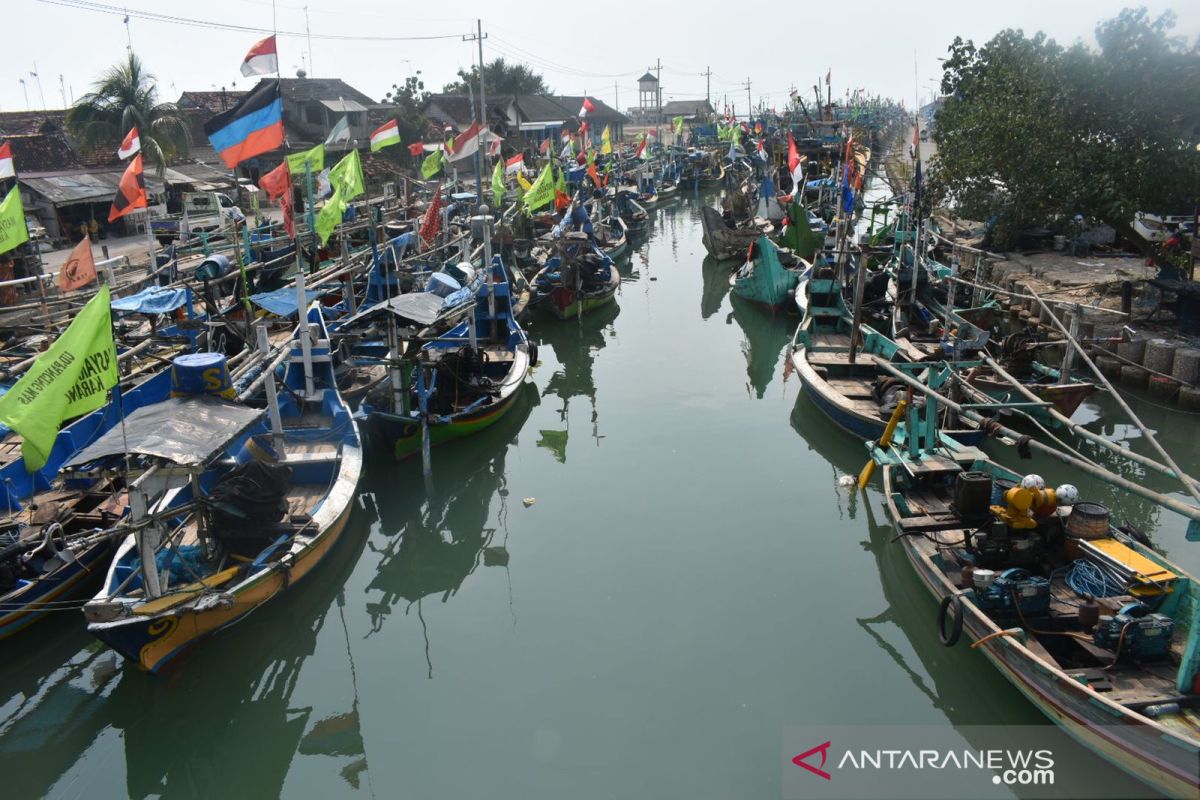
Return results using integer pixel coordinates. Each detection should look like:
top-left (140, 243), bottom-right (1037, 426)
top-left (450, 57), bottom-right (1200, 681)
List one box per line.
top-left (2, 187), bottom-right (1198, 799)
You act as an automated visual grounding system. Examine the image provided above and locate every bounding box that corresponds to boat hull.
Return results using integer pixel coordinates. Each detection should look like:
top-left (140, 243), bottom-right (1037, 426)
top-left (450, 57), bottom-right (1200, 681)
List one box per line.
top-left (375, 388), bottom-right (523, 460)
top-left (883, 466), bottom-right (1200, 799)
top-left (87, 478), bottom-right (358, 672)
top-left (0, 540), bottom-right (113, 639)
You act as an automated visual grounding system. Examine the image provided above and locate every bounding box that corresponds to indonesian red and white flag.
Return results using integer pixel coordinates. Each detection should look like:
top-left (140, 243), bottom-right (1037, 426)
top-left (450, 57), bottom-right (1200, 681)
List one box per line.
top-left (787, 132), bottom-right (805, 188)
top-left (240, 35), bottom-right (279, 77)
top-left (578, 97), bottom-right (595, 117)
top-left (488, 136), bottom-right (502, 157)
top-left (505, 153), bottom-right (524, 175)
top-left (634, 134), bottom-right (648, 160)
top-left (0, 142), bottom-right (13, 180)
top-left (117, 126), bottom-right (140, 159)
top-left (444, 121), bottom-right (481, 163)
top-left (539, 138), bottom-right (550, 155)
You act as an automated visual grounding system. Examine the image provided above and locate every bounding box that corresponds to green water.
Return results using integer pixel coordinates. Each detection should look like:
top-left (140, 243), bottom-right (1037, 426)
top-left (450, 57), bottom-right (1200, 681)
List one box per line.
top-left (2, 191), bottom-right (1198, 799)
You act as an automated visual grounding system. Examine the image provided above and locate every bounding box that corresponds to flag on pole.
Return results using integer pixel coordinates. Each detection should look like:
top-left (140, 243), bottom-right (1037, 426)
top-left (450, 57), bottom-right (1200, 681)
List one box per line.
top-left (825, 68), bottom-right (831, 85)
top-left (488, 137), bottom-right (502, 158)
top-left (600, 125), bottom-right (612, 155)
top-left (421, 149), bottom-right (443, 179)
top-left (240, 34), bottom-right (279, 77)
top-left (204, 79), bottom-right (284, 168)
top-left (516, 171), bottom-right (533, 192)
top-left (315, 149), bottom-right (365, 245)
top-left (787, 132), bottom-right (805, 188)
top-left (117, 126), bottom-right (140, 159)
top-left (505, 153), bottom-right (525, 175)
top-left (259, 160), bottom-right (295, 237)
top-left (324, 115), bottom-right (351, 146)
top-left (407, 141), bottom-right (425, 157)
top-left (634, 133), bottom-right (648, 160)
top-left (369, 119), bottom-right (401, 152)
top-left (0, 186), bottom-right (29, 255)
top-left (419, 190), bottom-right (442, 248)
top-left (0, 142), bottom-right (13, 180)
top-left (444, 122), bottom-right (482, 163)
top-left (578, 97), bottom-right (595, 117)
top-left (673, 116), bottom-right (684, 137)
top-left (491, 158), bottom-right (505, 208)
top-left (107, 153), bottom-right (146, 222)
top-left (539, 138), bottom-right (550, 155)
top-left (58, 236), bottom-right (96, 292)
top-left (522, 163), bottom-right (555, 211)
top-left (0, 286), bottom-right (118, 471)
top-left (755, 138), bottom-right (767, 162)
top-left (286, 143), bottom-right (324, 175)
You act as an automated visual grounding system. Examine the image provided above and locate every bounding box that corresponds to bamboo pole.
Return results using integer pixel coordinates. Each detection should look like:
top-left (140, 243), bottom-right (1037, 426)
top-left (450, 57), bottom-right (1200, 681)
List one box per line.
top-left (871, 357), bottom-right (1200, 523)
top-left (1024, 284), bottom-right (1200, 508)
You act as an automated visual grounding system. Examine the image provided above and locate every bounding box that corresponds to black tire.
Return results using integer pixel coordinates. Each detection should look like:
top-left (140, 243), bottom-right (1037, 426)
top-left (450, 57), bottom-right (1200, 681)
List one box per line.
top-left (938, 594), bottom-right (964, 647)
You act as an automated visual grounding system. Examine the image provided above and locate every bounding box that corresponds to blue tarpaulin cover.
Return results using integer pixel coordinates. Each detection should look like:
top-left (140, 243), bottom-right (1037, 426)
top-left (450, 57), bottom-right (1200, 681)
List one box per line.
top-left (111, 287), bottom-right (191, 315)
top-left (249, 287), bottom-right (328, 317)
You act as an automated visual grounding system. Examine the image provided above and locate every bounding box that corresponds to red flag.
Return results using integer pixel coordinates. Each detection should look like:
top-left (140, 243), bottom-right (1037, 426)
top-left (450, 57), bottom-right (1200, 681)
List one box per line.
top-left (539, 138), bottom-right (550, 155)
top-left (408, 141), bottom-right (425, 157)
top-left (587, 160), bottom-right (601, 187)
top-left (279, 185), bottom-right (295, 238)
top-left (108, 153), bottom-right (147, 222)
top-left (117, 126), bottom-right (140, 159)
top-left (554, 189), bottom-right (571, 212)
top-left (579, 97), bottom-right (596, 117)
top-left (58, 236), bottom-right (96, 292)
top-left (258, 160), bottom-right (291, 201)
top-left (913, 122), bottom-right (920, 148)
top-left (419, 190), bottom-right (442, 248)
top-left (240, 34), bottom-right (279, 77)
top-left (0, 142), bottom-right (13, 180)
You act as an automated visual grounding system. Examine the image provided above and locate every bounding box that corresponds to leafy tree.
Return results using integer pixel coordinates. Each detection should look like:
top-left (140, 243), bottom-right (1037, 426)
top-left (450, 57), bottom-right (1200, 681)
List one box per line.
top-left (930, 8), bottom-right (1200, 249)
top-left (382, 71), bottom-right (433, 163)
top-left (66, 52), bottom-right (191, 177)
top-left (442, 58), bottom-right (549, 96)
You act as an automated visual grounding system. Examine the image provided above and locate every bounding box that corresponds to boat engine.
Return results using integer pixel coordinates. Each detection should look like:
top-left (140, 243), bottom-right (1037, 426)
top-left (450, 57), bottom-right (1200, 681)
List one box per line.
top-left (975, 568), bottom-right (1051, 619)
top-left (1093, 603), bottom-right (1174, 661)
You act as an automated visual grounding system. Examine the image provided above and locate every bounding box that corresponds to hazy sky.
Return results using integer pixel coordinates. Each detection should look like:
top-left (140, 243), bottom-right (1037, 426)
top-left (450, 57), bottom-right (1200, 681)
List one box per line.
top-left (5, 0), bottom-right (1196, 116)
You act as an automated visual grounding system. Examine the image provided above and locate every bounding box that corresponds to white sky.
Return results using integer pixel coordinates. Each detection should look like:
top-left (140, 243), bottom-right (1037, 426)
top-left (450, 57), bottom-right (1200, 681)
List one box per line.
top-left (4, 0), bottom-right (1196, 116)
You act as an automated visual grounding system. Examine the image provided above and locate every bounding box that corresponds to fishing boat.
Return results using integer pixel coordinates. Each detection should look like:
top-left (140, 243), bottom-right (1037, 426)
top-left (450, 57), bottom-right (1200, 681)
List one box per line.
top-left (699, 205), bottom-right (768, 261)
top-left (83, 303), bottom-right (362, 672)
top-left (789, 269), bottom-right (921, 440)
top-left (730, 235), bottom-right (800, 311)
top-left (0, 367), bottom-right (176, 640)
top-left (364, 255), bottom-right (533, 460)
top-left (594, 211), bottom-right (629, 259)
top-left (532, 235), bottom-right (621, 320)
top-left (870, 393), bottom-right (1200, 799)
top-left (614, 189), bottom-right (648, 234)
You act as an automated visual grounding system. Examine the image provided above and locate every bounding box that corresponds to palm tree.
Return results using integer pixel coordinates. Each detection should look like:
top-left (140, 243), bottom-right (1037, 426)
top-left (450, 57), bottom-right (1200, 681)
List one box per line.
top-left (66, 52), bottom-right (191, 176)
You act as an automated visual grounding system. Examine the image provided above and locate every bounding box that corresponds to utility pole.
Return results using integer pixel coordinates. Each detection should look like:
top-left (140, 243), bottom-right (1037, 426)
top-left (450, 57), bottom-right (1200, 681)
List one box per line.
top-left (614, 81), bottom-right (619, 117)
top-left (464, 20), bottom-right (489, 204)
top-left (304, 6), bottom-right (314, 76)
top-left (743, 77), bottom-right (751, 122)
top-left (700, 66), bottom-right (711, 106)
top-left (31, 64), bottom-right (46, 110)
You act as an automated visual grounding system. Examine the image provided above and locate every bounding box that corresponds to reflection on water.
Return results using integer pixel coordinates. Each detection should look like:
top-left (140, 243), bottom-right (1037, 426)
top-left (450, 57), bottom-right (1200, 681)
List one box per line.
top-left (729, 294), bottom-right (799, 399)
top-left (700, 256), bottom-right (732, 320)
top-left (0, 495), bottom-right (377, 798)
top-left (531, 304), bottom-right (620, 463)
top-left (362, 383), bottom-right (538, 674)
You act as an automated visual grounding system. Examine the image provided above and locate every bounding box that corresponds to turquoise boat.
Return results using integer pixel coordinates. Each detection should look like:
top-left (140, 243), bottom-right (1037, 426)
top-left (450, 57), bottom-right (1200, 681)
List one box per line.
top-left (730, 235), bottom-right (799, 311)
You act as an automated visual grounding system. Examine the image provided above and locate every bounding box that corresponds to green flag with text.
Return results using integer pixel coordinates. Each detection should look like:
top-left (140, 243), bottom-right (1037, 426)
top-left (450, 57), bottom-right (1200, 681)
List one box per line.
top-left (0, 186), bottom-right (30, 256)
top-left (0, 286), bottom-right (118, 470)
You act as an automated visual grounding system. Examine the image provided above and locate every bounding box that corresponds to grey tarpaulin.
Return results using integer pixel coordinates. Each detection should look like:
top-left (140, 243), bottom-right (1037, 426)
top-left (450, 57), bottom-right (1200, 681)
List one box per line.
top-left (65, 397), bottom-right (264, 468)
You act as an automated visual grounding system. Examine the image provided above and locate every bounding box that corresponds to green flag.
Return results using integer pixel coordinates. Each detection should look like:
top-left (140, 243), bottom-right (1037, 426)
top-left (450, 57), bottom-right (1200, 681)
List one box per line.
top-left (781, 201), bottom-right (824, 261)
top-left (673, 116), bottom-right (684, 136)
top-left (0, 286), bottom-right (118, 471)
top-left (0, 186), bottom-right (30, 256)
top-left (421, 149), bottom-right (443, 179)
top-left (522, 163), bottom-right (555, 211)
top-left (491, 158), bottom-right (505, 209)
top-left (328, 149), bottom-right (364, 200)
top-left (287, 144), bottom-right (325, 175)
top-left (555, 165), bottom-right (567, 196)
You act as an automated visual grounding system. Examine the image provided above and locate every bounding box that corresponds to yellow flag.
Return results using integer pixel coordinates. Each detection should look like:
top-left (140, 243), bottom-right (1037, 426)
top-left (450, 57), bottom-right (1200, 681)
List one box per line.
top-left (600, 125), bottom-right (612, 155)
top-left (517, 171), bottom-right (533, 192)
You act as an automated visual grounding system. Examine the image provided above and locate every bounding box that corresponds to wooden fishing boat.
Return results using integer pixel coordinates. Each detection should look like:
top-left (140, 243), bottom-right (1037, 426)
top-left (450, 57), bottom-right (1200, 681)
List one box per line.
top-left (700, 205), bottom-right (770, 261)
top-left (532, 235), bottom-right (621, 320)
top-left (0, 367), bottom-right (177, 640)
top-left (366, 256), bottom-right (533, 460)
top-left (615, 191), bottom-right (648, 234)
top-left (657, 180), bottom-right (679, 201)
top-left (789, 271), bottom-right (921, 440)
top-left (83, 304), bottom-right (362, 672)
top-left (730, 235), bottom-right (799, 311)
top-left (874, 422), bottom-right (1200, 799)
top-left (594, 213), bottom-right (629, 259)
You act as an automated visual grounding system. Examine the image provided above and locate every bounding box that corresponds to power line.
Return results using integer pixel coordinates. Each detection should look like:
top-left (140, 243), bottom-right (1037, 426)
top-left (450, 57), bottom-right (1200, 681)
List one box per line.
top-left (36, 0), bottom-right (466, 41)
